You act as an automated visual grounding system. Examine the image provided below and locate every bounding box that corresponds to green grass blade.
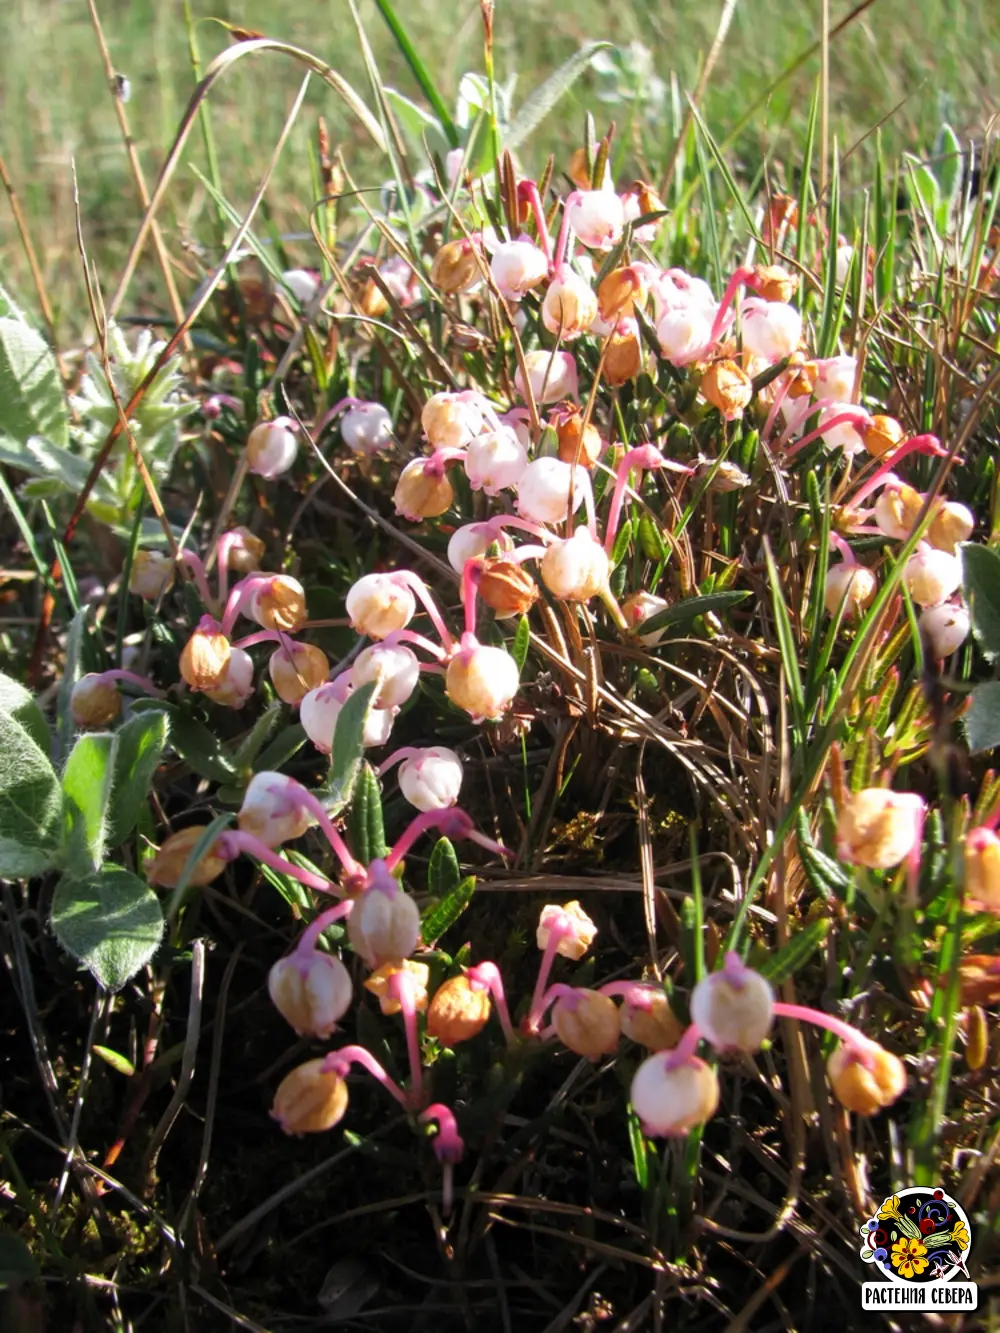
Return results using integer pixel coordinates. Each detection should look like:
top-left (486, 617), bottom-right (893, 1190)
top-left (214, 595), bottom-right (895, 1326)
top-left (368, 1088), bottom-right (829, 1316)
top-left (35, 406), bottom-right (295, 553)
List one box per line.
top-left (372, 0), bottom-right (459, 147)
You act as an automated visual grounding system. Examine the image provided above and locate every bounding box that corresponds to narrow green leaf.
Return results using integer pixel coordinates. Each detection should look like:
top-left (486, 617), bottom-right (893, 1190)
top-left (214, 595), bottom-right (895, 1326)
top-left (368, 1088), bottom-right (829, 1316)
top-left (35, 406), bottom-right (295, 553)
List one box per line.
top-left (373, 0), bottom-right (459, 146)
top-left (795, 808), bottom-right (850, 900)
top-left (640, 590), bottom-right (751, 636)
top-left (167, 709), bottom-right (239, 783)
top-left (966, 682), bottom-right (1000, 754)
top-left (757, 919), bottom-right (829, 985)
top-left (320, 681), bottom-right (377, 811)
top-left (420, 874), bottom-right (475, 946)
top-left (762, 538), bottom-right (806, 736)
top-left (57, 609), bottom-right (87, 759)
top-left (233, 701), bottom-right (284, 770)
top-left (0, 670), bottom-right (50, 754)
top-left (107, 710), bottom-right (169, 847)
top-left (512, 615), bottom-right (530, 672)
top-left (51, 864), bottom-right (165, 992)
top-left (427, 836), bottom-right (461, 899)
top-left (0, 712), bottom-right (64, 877)
top-left (961, 543), bottom-right (1000, 660)
top-left (610, 516), bottom-right (633, 568)
top-left (505, 42), bottom-right (612, 150)
top-left (92, 1045), bottom-right (136, 1077)
top-left (348, 762), bottom-right (386, 864)
top-left (62, 732), bottom-right (115, 871)
top-left (164, 812), bottom-right (235, 923)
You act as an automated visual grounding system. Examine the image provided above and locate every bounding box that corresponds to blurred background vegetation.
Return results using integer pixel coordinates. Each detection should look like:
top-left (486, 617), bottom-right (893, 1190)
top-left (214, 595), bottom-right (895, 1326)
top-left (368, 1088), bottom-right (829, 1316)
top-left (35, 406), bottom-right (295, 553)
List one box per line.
top-left (0, 0), bottom-right (998, 334)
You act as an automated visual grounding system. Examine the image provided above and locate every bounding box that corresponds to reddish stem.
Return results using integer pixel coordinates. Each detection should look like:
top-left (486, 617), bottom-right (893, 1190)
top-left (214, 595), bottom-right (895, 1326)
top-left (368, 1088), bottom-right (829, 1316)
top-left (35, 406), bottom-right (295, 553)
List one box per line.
top-left (323, 1044), bottom-right (409, 1109)
top-left (392, 571), bottom-right (455, 651)
top-left (388, 968), bottom-right (425, 1107)
top-left (219, 830), bottom-right (337, 893)
top-left (297, 898), bottom-right (354, 955)
top-left (771, 1002), bottom-right (879, 1063)
top-left (526, 918), bottom-right (572, 1035)
top-left (516, 180), bottom-right (554, 266)
top-left (177, 549), bottom-right (217, 610)
top-left (707, 265), bottom-right (754, 345)
top-left (467, 962), bottom-right (515, 1043)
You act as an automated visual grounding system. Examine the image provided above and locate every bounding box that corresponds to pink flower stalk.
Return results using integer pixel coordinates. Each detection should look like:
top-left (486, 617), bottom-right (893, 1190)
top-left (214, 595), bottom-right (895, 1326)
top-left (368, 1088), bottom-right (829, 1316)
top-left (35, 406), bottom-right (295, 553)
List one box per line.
top-left (218, 829), bottom-right (338, 894)
top-left (323, 1045), bottom-right (410, 1110)
top-left (421, 1103), bottom-right (465, 1216)
top-left (177, 549), bottom-right (217, 611)
top-left (461, 556), bottom-right (482, 638)
top-left (841, 434), bottom-right (953, 515)
top-left (297, 897), bottom-right (355, 955)
top-left (771, 1002), bottom-right (882, 1068)
top-left (279, 779), bottom-right (365, 880)
top-left (389, 571), bottom-right (456, 652)
top-left (221, 573), bottom-right (276, 637)
top-left (314, 395), bottom-right (361, 439)
top-left (96, 668), bottom-right (165, 698)
top-left (466, 961), bottom-right (515, 1042)
top-left (202, 392), bottom-right (244, 420)
top-left (604, 445), bottom-right (689, 555)
top-left (707, 265), bottom-right (755, 345)
top-left (525, 913), bottom-right (576, 1035)
top-left (231, 629), bottom-right (285, 651)
top-left (379, 628), bottom-right (448, 662)
top-left (384, 807), bottom-right (508, 873)
top-left (387, 967), bottom-right (425, 1107)
top-left (783, 407), bottom-right (873, 461)
top-left (664, 1021), bottom-right (704, 1069)
top-left (515, 180), bottom-right (554, 266)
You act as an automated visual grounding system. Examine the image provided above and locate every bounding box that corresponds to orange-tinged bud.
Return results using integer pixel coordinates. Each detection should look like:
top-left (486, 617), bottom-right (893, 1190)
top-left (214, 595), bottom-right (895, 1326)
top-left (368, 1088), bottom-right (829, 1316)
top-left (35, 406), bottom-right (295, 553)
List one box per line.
top-left (862, 415), bottom-right (905, 459)
top-left (431, 238), bottom-right (480, 295)
top-left (604, 323), bottom-right (643, 386)
top-left (752, 264), bottom-right (797, 304)
top-left (965, 1005), bottom-right (988, 1072)
top-left (364, 959), bottom-right (430, 1015)
top-left (597, 266), bottom-right (647, 323)
top-left (965, 826), bottom-right (1000, 914)
top-left (70, 673), bottom-right (122, 728)
top-left (784, 357), bottom-right (817, 399)
top-left (536, 901), bottom-right (597, 960)
top-left (552, 989), bottom-right (621, 1058)
top-left (927, 500), bottom-right (974, 553)
top-left (249, 575), bottom-right (308, 633)
top-left (129, 549), bottom-right (174, 601)
top-left (620, 988), bottom-right (685, 1051)
top-left (478, 557), bottom-right (538, 617)
top-left (541, 271), bottom-right (598, 339)
top-left (147, 825), bottom-right (227, 888)
top-left (427, 974), bottom-right (491, 1044)
top-left (225, 526), bottom-right (265, 574)
top-left (360, 276), bottom-right (388, 319)
top-left (827, 1042), bottom-right (906, 1115)
top-left (836, 787), bottom-right (924, 870)
top-left (700, 360), bottom-right (753, 421)
top-left (554, 406), bottom-right (603, 467)
top-left (874, 482), bottom-right (924, 540)
top-left (393, 458), bottom-right (455, 521)
top-left (626, 179), bottom-right (666, 218)
top-left (268, 642), bottom-right (330, 705)
top-left (180, 626), bottom-right (232, 692)
top-left (271, 1059), bottom-right (349, 1135)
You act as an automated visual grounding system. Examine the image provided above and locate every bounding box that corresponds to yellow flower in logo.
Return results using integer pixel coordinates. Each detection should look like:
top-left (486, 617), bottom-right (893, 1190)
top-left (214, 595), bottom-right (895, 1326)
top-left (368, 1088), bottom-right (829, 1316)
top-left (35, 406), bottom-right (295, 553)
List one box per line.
top-left (878, 1195), bottom-right (902, 1223)
top-left (950, 1221), bottom-right (970, 1252)
top-left (891, 1237), bottom-right (929, 1279)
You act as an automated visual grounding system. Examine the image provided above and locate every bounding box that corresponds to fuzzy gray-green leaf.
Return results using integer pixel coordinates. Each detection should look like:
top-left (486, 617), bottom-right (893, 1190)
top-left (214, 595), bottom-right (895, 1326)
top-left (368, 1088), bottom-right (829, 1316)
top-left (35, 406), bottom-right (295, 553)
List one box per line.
top-left (0, 711), bottom-right (64, 877)
top-left (51, 864), bottom-right (165, 992)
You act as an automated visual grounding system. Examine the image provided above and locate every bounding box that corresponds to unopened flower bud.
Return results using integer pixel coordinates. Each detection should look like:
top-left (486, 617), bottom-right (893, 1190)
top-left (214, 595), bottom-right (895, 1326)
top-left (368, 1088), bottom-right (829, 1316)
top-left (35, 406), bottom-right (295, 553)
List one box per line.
top-left (204, 646), bottom-right (255, 708)
top-left (690, 959), bottom-right (774, 1053)
top-left (239, 771), bottom-right (311, 847)
top-left (752, 264), bottom-right (796, 304)
top-left (553, 988), bottom-right (620, 1059)
top-left (814, 355), bottom-right (857, 402)
top-left (824, 563), bottom-right (877, 618)
top-left (604, 320), bottom-right (644, 386)
top-left (180, 624), bottom-right (232, 692)
top-left (541, 269), bottom-right (598, 339)
top-left (269, 951), bottom-right (353, 1037)
top-left (364, 959), bottom-right (430, 1014)
top-left (740, 297), bottom-right (802, 362)
top-left (248, 575), bottom-right (308, 633)
top-left (352, 642), bottom-right (419, 709)
top-left (516, 456), bottom-right (585, 524)
top-left (622, 591), bottom-right (670, 645)
top-left (540, 528), bottom-right (609, 602)
top-left (515, 350), bottom-right (579, 405)
top-left (359, 275), bottom-right (388, 318)
top-left (70, 672), bottom-right (122, 728)
top-left (394, 457), bottom-right (455, 520)
top-left (301, 678), bottom-right (394, 753)
top-left (431, 238), bottom-right (480, 294)
top-left (129, 549), bottom-right (174, 600)
top-left (920, 601), bottom-right (971, 658)
top-left (268, 641), bottom-right (330, 705)
top-left (827, 1042), bottom-right (906, 1115)
top-left (903, 544), bottom-right (962, 608)
top-left (147, 825), bottom-right (227, 888)
top-left (597, 265), bottom-right (647, 323)
top-left (619, 987), bottom-right (685, 1051)
top-left (819, 404), bottom-right (868, 453)
top-left (447, 522), bottom-right (510, 574)
top-left (246, 418), bottom-right (298, 479)
top-left (281, 268), bottom-right (319, 306)
top-left (862, 415), bottom-right (905, 459)
top-left (491, 239), bottom-right (548, 301)
top-left (398, 746), bottom-right (464, 811)
top-left (346, 573), bottom-right (415, 639)
top-left (874, 481), bottom-right (924, 540)
top-left (347, 878), bottom-right (421, 967)
top-left (836, 787), bottom-right (924, 870)
top-left (554, 406), bottom-right (603, 467)
top-left (700, 359), bottom-right (753, 421)
top-left (927, 500), bottom-right (974, 553)
top-left (427, 974), bottom-right (491, 1044)
top-left (567, 190), bottom-right (625, 249)
top-left (224, 527), bottom-right (266, 574)
top-left (965, 826), bottom-right (1000, 914)
top-left (271, 1059), bottom-right (348, 1135)
top-left (465, 427), bottom-right (528, 495)
top-left (446, 642), bottom-right (519, 719)
top-left (341, 402), bottom-right (394, 456)
top-left (422, 392), bottom-right (483, 449)
top-left (478, 557), bottom-right (539, 617)
top-left (630, 1053), bottom-right (720, 1136)
top-left (536, 901), bottom-right (596, 960)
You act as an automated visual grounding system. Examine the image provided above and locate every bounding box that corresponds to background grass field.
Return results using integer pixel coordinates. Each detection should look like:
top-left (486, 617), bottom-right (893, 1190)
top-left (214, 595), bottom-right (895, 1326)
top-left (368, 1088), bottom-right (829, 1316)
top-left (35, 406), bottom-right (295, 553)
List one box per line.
top-left (1, 0), bottom-right (999, 334)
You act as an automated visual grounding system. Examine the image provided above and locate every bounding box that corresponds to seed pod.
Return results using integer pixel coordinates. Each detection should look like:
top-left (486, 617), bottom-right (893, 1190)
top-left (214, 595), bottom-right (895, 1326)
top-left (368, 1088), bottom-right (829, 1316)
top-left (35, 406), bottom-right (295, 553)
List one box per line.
top-left (862, 415), bottom-right (905, 459)
top-left (553, 988), bottom-right (621, 1059)
top-left (268, 642), bottom-right (330, 705)
top-left (129, 549), bottom-right (174, 600)
top-left (597, 265), bottom-right (647, 323)
top-left (394, 458), bottom-right (455, 521)
top-left (700, 359), bottom-right (753, 421)
top-left (604, 321), bottom-right (643, 386)
top-left (180, 626), bottom-right (232, 692)
top-left (827, 1042), bottom-right (907, 1115)
top-left (70, 673), bottom-right (122, 728)
top-left (427, 974), bottom-right (492, 1045)
top-left (554, 406), bottom-right (603, 467)
top-left (478, 558), bottom-right (539, 617)
top-left (147, 825), bottom-right (228, 888)
top-left (752, 263), bottom-right (797, 304)
top-left (249, 575), bottom-right (308, 633)
top-left (431, 238), bottom-right (480, 294)
top-left (271, 1059), bottom-right (349, 1135)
